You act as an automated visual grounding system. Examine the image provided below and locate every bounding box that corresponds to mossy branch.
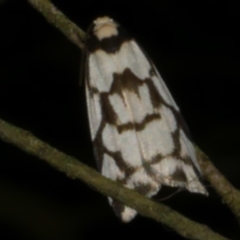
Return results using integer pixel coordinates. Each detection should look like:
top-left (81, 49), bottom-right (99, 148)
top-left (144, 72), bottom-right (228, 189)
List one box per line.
top-left (26, 0), bottom-right (86, 49)
top-left (0, 118), bottom-right (229, 240)
top-left (196, 146), bottom-right (240, 224)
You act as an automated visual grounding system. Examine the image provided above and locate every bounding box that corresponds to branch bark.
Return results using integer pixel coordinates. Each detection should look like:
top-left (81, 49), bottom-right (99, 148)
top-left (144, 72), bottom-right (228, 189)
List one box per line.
top-left (26, 0), bottom-right (86, 49)
top-left (196, 146), bottom-right (240, 224)
top-left (0, 118), bottom-right (229, 240)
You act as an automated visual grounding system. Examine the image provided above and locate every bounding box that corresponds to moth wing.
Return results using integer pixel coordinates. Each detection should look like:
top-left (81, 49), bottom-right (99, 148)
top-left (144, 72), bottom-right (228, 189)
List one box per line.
top-left (85, 16), bottom-right (207, 222)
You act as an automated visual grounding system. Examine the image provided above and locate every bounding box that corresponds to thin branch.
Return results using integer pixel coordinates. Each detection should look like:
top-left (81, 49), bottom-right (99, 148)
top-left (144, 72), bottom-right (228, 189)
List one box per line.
top-left (0, 118), bottom-right (229, 240)
top-left (26, 0), bottom-right (86, 49)
top-left (196, 146), bottom-right (240, 224)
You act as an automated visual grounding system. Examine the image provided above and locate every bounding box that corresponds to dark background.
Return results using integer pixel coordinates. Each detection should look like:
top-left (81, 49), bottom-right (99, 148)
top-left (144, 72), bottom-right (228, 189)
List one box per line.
top-left (0, 0), bottom-right (240, 239)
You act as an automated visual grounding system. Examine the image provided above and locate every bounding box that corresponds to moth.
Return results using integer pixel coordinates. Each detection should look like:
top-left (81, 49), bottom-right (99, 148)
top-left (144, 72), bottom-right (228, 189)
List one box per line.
top-left (84, 16), bottom-right (208, 222)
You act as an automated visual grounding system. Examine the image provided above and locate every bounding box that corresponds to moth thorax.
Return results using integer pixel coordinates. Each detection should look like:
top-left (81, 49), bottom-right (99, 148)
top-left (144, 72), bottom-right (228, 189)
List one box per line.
top-left (93, 16), bottom-right (118, 40)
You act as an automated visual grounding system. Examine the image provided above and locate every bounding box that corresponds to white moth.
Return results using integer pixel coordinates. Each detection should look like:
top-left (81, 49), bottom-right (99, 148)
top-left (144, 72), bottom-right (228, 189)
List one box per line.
top-left (84, 16), bottom-right (208, 222)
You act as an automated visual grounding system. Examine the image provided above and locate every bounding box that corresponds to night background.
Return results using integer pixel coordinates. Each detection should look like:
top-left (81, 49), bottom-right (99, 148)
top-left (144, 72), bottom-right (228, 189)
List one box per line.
top-left (0, 0), bottom-right (240, 239)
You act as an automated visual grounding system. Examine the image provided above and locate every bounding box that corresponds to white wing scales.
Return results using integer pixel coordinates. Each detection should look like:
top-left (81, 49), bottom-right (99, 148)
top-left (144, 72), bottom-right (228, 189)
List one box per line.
top-left (85, 16), bottom-right (208, 222)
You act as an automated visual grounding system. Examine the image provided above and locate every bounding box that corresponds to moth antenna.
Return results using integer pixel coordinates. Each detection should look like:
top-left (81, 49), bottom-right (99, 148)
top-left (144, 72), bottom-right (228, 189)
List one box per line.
top-left (157, 188), bottom-right (183, 202)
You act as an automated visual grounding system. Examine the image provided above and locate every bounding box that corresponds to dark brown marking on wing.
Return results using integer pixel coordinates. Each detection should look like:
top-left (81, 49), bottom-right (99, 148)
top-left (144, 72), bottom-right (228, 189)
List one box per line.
top-left (111, 200), bottom-right (125, 219)
top-left (100, 93), bottom-right (118, 125)
top-left (93, 121), bottom-right (137, 177)
top-left (171, 168), bottom-right (187, 182)
top-left (117, 113), bottom-right (161, 133)
top-left (171, 128), bottom-right (193, 167)
top-left (171, 128), bottom-right (181, 157)
top-left (145, 78), bottom-right (164, 108)
top-left (86, 24), bottom-right (132, 53)
top-left (151, 153), bottom-right (165, 164)
top-left (111, 68), bottom-right (143, 97)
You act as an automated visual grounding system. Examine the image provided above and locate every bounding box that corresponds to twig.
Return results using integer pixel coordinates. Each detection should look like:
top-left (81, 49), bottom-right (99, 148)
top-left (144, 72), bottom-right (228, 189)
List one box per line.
top-left (196, 146), bottom-right (240, 224)
top-left (26, 0), bottom-right (86, 49)
top-left (0, 118), bottom-right (229, 240)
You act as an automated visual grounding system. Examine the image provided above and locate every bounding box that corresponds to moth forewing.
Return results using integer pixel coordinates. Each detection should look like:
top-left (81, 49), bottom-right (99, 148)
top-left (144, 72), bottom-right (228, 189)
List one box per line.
top-left (84, 16), bottom-right (208, 222)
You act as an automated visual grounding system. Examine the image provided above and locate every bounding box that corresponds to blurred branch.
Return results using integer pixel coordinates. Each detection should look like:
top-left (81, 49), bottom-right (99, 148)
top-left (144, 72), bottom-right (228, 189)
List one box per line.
top-left (196, 146), bottom-right (240, 224)
top-left (0, 118), bottom-right (229, 240)
top-left (26, 0), bottom-right (86, 49)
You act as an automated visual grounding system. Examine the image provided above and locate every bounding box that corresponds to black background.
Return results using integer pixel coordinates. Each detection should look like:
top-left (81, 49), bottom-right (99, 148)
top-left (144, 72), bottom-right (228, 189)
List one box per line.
top-left (0, 0), bottom-right (240, 239)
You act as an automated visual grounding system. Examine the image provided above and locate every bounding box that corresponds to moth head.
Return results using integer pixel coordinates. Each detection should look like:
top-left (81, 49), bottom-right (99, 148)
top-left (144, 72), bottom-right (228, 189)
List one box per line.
top-left (93, 16), bottom-right (119, 40)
